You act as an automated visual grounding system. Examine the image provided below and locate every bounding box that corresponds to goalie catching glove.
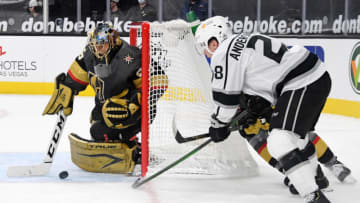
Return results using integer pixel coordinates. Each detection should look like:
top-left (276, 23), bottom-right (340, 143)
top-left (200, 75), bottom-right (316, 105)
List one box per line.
top-left (102, 89), bottom-right (141, 129)
top-left (43, 73), bottom-right (75, 116)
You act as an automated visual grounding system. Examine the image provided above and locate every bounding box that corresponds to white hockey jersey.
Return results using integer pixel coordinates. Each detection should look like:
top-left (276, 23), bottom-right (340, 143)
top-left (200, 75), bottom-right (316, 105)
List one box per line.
top-left (210, 33), bottom-right (326, 123)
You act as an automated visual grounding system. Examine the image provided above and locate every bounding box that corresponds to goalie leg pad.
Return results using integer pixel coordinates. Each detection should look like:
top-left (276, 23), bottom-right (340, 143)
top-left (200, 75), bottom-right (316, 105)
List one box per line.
top-left (68, 133), bottom-right (137, 174)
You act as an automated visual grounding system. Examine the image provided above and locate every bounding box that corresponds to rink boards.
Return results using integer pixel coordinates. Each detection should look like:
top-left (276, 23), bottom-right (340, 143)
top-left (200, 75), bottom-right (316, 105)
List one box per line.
top-left (0, 36), bottom-right (359, 117)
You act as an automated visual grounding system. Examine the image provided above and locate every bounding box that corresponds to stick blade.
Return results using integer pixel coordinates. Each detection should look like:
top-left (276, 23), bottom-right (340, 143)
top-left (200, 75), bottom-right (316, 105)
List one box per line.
top-left (131, 177), bottom-right (142, 189)
top-left (7, 163), bottom-right (51, 177)
top-left (175, 131), bottom-right (185, 143)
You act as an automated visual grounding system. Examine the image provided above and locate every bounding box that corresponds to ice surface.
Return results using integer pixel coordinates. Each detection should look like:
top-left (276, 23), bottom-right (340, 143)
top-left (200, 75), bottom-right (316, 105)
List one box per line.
top-left (0, 94), bottom-right (358, 203)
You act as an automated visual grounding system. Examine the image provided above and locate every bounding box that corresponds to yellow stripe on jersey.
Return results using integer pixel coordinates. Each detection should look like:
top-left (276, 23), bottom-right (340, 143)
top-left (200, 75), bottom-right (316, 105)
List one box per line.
top-left (68, 61), bottom-right (89, 85)
top-left (133, 78), bottom-right (141, 89)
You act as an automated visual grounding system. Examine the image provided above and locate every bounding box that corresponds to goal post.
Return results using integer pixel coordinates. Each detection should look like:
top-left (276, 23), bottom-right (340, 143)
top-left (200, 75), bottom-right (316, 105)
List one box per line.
top-left (130, 20), bottom-right (258, 178)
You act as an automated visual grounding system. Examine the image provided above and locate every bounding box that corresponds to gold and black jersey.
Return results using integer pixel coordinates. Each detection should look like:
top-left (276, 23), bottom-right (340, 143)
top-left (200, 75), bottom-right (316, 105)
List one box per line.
top-left (64, 40), bottom-right (142, 106)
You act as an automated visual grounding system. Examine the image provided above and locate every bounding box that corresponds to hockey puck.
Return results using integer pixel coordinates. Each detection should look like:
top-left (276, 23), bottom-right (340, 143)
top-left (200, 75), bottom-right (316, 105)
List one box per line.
top-left (59, 171), bottom-right (69, 179)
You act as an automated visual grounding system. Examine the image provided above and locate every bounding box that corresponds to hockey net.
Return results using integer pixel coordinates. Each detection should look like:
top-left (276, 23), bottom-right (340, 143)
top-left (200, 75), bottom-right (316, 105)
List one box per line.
top-left (130, 20), bottom-right (258, 178)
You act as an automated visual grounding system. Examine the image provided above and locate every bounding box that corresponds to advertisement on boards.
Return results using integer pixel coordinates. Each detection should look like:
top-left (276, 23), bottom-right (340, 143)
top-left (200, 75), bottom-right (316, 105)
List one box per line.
top-left (0, 41), bottom-right (40, 81)
top-left (0, 36), bottom-right (87, 82)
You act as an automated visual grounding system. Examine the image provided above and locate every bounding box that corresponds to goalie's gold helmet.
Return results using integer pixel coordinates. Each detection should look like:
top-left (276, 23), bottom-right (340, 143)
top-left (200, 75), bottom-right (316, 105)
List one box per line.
top-left (88, 23), bottom-right (116, 59)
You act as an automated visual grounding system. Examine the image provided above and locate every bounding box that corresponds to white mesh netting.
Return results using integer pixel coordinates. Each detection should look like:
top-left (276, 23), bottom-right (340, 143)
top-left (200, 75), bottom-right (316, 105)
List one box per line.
top-left (134, 20), bottom-right (258, 177)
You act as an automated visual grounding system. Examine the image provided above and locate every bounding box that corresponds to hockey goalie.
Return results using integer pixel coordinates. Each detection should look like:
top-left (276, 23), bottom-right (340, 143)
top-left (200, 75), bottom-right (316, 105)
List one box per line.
top-left (42, 22), bottom-right (167, 174)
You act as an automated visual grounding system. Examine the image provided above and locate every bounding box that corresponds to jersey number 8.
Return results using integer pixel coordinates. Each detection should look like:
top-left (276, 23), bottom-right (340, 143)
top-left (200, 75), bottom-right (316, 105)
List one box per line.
top-left (214, 65), bottom-right (224, 79)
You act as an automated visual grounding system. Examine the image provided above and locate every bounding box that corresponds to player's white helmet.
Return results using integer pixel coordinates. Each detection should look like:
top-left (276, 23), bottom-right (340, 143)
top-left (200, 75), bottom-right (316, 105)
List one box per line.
top-left (195, 16), bottom-right (232, 55)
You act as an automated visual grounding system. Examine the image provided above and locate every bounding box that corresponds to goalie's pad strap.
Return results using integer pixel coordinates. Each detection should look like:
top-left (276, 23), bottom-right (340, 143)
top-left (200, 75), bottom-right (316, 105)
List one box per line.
top-left (68, 133), bottom-right (136, 174)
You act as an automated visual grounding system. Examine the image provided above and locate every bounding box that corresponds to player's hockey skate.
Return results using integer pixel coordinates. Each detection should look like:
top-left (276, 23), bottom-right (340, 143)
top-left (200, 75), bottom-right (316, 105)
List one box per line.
top-left (325, 160), bottom-right (357, 183)
top-left (286, 165), bottom-right (329, 195)
top-left (304, 189), bottom-right (331, 203)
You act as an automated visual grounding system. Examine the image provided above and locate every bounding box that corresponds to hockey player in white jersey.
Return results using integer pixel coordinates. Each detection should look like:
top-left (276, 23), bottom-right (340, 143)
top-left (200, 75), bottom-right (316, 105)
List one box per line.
top-left (196, 16), bottom-right (332, 203)
top-left (195, 16), bottom-right (355, 196)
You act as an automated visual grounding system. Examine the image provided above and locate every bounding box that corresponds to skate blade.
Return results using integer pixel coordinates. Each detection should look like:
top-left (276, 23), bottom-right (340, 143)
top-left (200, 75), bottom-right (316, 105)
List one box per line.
top-left (321, 187), bottom-right (334, 193)
top-left (342, 175), bottom-right (357, 184)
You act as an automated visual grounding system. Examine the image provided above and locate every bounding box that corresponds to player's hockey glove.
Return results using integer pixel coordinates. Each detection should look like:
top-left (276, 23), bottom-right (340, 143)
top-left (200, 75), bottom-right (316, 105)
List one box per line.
top-left (102, 89), bottom-right (141, 129)
top-left (245, 94), bottom-right (273, 121)
top-left (209, 114), bottom-right (230, 143)
top-left (43, 73), bottom-right (74, 116)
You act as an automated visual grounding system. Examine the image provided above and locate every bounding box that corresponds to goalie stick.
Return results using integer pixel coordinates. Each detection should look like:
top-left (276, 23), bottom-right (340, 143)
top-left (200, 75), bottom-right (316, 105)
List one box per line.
top-left (175, 110), bottom-right (250, 143)
top-left (7, 110), bottom-right (67, 177)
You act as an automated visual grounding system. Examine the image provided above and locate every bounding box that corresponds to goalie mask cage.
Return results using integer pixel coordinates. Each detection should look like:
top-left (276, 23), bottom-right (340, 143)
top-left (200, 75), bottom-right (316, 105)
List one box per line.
top-left (130, 21), bottom-right (258, 178)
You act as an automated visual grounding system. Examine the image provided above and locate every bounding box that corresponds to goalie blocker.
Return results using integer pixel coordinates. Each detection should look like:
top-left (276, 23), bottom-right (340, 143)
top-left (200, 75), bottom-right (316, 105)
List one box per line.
top-left (68, 133), bottom-right (140, 174)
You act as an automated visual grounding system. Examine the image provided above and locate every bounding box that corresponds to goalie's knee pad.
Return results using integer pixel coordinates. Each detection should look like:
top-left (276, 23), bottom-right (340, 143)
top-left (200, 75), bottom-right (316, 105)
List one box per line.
top-left (267, 129), bottom-right (298, 159)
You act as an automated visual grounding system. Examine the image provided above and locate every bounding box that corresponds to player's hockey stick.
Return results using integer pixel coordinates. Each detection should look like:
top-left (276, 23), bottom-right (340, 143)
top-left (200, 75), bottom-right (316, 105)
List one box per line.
top-left (175, 131), bottom-right (209, 143)
top-left (7, 110), bottom-right (67, 177)
top-left (132, 138), bottom-right (212, 189)
top-left (132, 110), bottom-right (251, 188)
top-left (175, 110), bottom-right (250, 144)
